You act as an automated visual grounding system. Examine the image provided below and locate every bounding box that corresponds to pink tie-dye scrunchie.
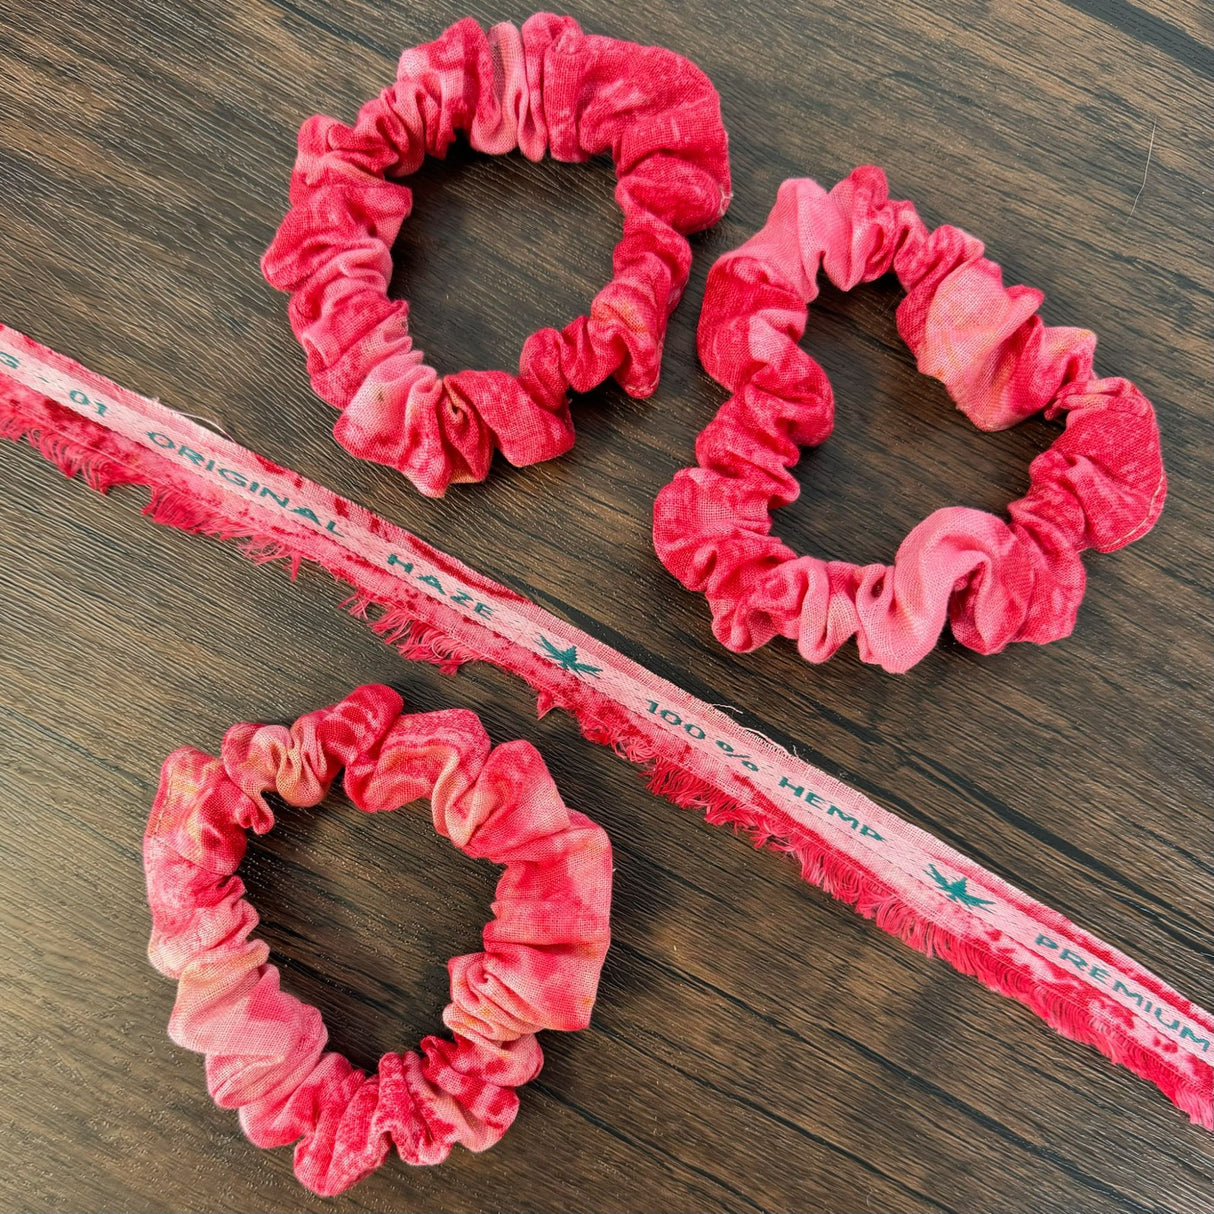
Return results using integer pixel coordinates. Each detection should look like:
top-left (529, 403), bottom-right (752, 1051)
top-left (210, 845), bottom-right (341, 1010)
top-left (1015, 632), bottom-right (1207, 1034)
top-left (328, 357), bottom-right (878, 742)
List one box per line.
top-left (143, 684), bottom-right (613, 1196)
top-left (653, 166), bottom-right (1166, 674)
top-left (262, 13), bottom-right (731, 497)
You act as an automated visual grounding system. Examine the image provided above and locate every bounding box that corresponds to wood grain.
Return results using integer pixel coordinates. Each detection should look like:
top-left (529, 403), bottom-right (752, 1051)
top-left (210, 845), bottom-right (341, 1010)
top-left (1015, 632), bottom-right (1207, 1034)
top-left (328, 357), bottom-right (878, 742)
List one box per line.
top-left (1, 1), bottom-right (1211, 1210)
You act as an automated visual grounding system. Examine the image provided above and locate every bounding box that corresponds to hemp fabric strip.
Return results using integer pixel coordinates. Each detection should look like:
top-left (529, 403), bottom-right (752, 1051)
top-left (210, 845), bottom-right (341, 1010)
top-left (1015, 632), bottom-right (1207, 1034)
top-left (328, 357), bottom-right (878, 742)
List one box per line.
top-left (1, 325), bottom-right (1209, 1132)
top-left (654, 167), bottom-right (1167, 673)
top-left (262, 12), bottom-right (732, 497)
top-left (146, 683), bottom-right (613, 1196)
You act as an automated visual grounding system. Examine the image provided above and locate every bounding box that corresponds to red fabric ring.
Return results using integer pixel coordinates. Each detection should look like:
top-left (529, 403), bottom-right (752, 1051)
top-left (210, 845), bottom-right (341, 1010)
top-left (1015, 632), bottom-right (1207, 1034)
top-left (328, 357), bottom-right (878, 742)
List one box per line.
top-left (653, 167), bottom-right (1167, 674)
top-left (143, 684), bottom-right (613, 1196)
top-left (262, 13), bottom-right (731, 497)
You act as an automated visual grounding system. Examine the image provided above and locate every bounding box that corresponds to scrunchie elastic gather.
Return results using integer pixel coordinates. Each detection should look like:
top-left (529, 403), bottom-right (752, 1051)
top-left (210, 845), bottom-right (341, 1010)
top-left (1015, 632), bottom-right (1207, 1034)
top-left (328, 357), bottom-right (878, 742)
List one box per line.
top-left (262, 12), bottom-right (731, 497)
top-left (143, 684), bottom-right (613, 1196)
top-left (653, 167), bottom-right (1166, 673)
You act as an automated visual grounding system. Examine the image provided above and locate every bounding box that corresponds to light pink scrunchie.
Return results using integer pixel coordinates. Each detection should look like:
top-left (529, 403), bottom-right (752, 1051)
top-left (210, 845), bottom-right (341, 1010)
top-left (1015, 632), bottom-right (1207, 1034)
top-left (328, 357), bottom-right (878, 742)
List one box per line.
top-left (144, 684), bottom-right (613, 1195)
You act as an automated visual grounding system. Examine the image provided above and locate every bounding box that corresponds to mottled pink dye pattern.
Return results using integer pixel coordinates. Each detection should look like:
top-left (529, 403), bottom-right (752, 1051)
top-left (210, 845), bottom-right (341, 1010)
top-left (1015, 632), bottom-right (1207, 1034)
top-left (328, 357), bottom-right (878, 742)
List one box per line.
top-left (262, 13), bottom-right (731, 497)
top-left (143, 684), bottom-right (613, 1196)
top-left (653, 167), bottom-right (1166, 673)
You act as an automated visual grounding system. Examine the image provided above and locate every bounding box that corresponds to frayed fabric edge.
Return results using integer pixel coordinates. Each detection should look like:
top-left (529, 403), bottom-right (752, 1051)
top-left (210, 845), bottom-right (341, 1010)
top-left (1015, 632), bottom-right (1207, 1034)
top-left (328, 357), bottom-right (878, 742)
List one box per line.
top-left (2, 387), bottom-right (1210, 1133)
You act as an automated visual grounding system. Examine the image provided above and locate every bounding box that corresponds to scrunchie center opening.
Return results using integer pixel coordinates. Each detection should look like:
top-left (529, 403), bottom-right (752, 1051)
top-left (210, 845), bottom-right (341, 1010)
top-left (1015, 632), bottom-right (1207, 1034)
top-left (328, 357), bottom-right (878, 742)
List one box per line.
top-left (237, 785), bottom-right (500, 1074)
top-left (775, 275), bottom-right (1062, 568)
top-left (387, 136), bottom-right (620, 377)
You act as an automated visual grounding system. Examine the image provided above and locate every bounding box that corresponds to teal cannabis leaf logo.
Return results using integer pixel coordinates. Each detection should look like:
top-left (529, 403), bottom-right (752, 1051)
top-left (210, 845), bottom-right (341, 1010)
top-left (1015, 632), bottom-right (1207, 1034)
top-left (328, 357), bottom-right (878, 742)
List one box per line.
top-left (537, 635), bottom-right (602, 678)
top-left (927, 864), bottom-right (995, 910)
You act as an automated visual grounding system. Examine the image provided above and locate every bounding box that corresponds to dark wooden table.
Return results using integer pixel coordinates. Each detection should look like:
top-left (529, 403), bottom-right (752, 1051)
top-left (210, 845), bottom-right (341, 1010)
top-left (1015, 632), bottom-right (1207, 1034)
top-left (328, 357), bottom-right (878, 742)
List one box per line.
top-left (1, 2), bottom-right (1210, 1211)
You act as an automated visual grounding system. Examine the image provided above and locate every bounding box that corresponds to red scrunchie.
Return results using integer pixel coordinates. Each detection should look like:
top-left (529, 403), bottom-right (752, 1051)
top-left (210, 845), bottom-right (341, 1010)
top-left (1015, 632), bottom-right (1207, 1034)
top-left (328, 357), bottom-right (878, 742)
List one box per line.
top-left (144, 684), bottom-right (613, 1196)
top-left (262, 13), bottom-right (731, 497)
top-left (653, 167), bottom-right (1166, 673)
